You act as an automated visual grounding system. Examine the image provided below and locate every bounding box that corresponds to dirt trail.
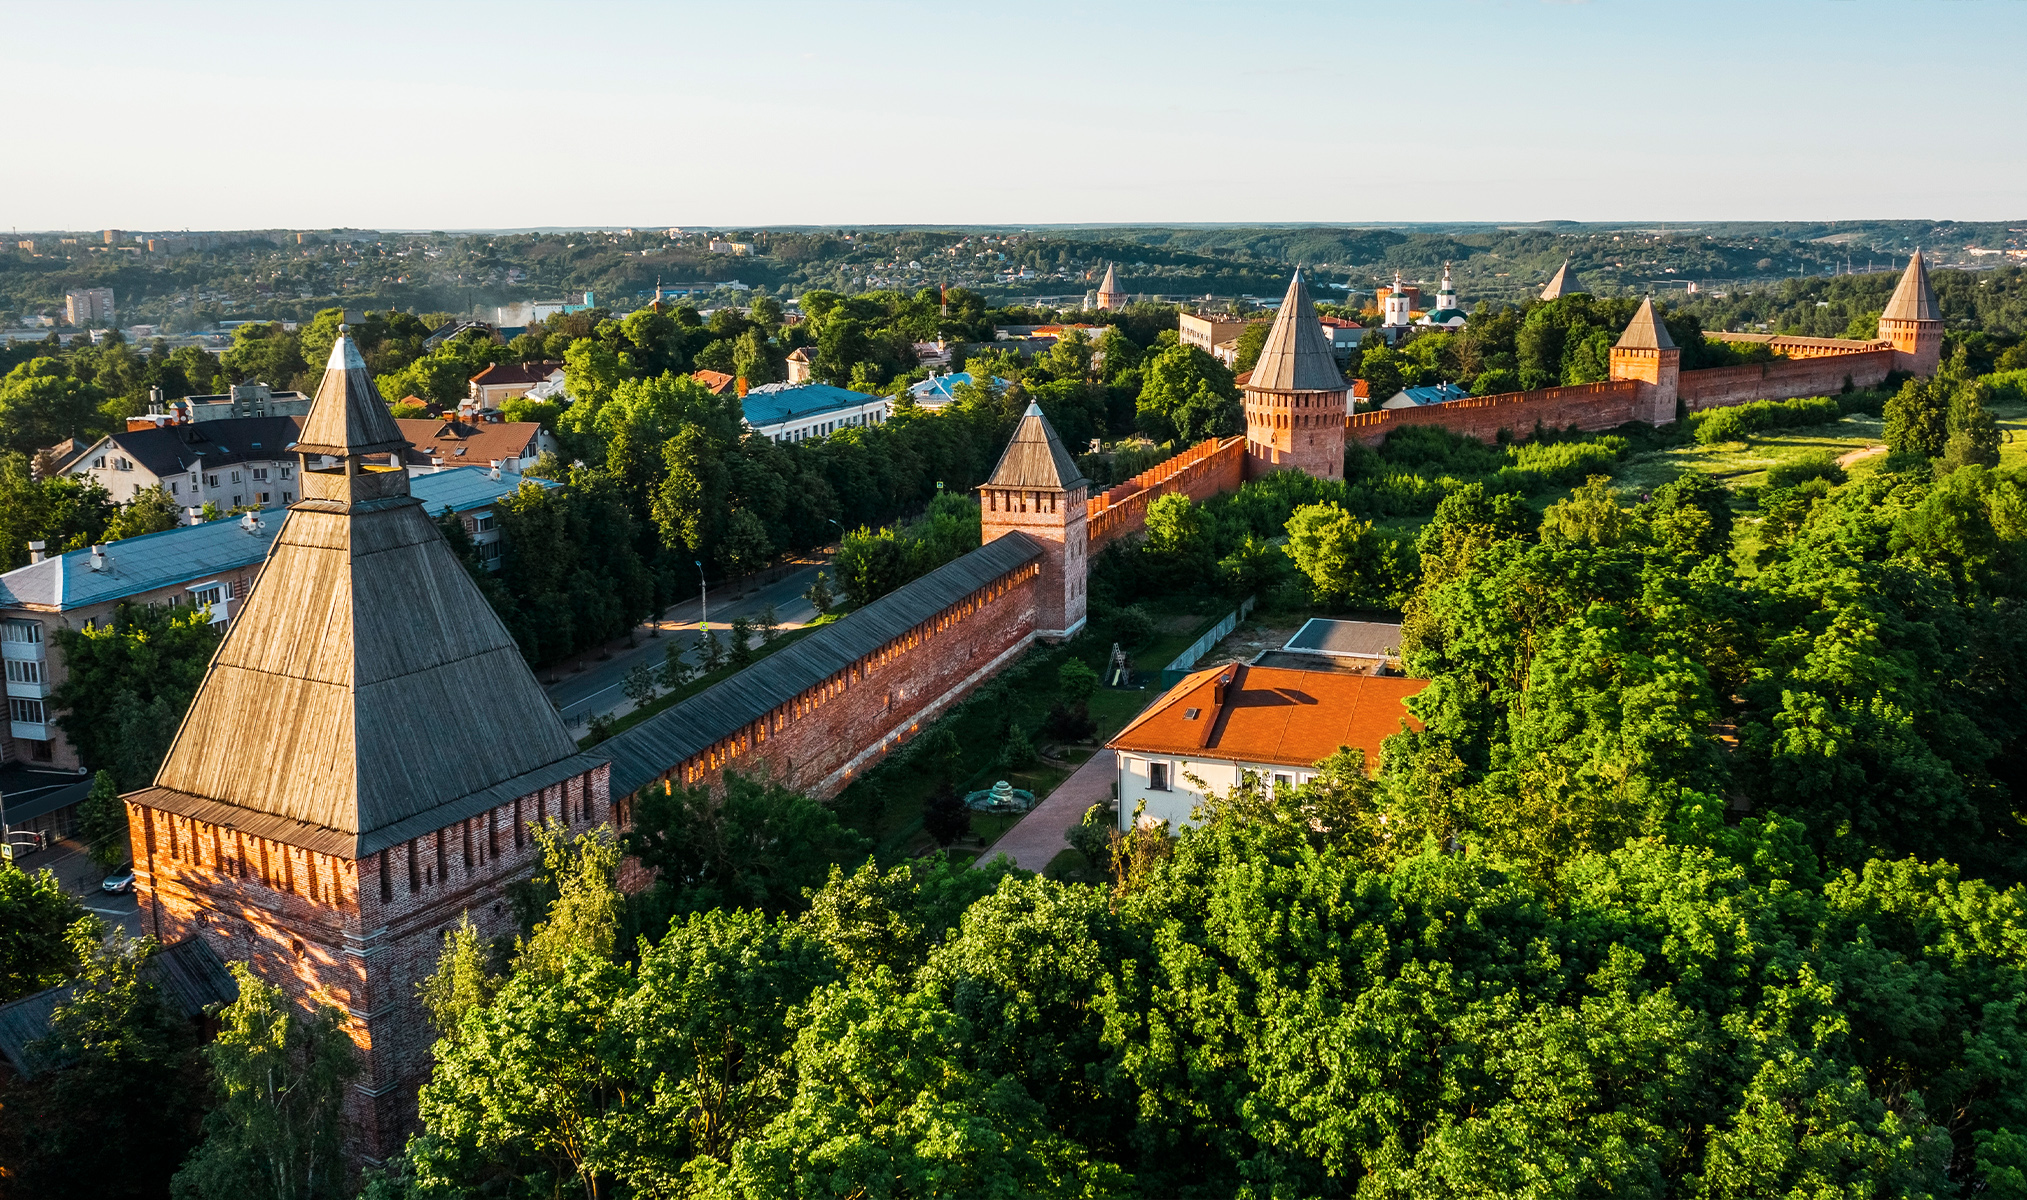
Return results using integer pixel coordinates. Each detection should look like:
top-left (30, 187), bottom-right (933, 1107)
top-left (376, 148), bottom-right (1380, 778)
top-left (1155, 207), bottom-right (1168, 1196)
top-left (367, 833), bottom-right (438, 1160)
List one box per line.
top-left (1835, 445), bottom-right (1888, 468)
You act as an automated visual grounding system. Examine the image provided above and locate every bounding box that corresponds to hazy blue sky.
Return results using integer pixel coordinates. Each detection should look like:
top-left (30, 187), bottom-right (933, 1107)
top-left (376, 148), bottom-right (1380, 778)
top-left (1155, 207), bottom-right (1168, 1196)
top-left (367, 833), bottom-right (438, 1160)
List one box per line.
top-left (3, 0), bottom-right (2021, 231)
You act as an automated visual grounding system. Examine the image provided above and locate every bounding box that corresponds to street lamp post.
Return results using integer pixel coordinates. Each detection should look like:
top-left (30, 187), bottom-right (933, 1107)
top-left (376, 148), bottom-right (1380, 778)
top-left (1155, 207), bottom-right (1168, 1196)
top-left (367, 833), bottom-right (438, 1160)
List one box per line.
top-left (695, 559), bottom-right (707, 632)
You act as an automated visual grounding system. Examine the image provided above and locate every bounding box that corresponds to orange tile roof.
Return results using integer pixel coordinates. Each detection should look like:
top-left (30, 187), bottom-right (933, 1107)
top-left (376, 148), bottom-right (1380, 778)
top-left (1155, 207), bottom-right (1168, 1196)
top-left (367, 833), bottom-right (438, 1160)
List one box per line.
top-left (1109, 663), bottom-right (1425, 768)
top-left (395, 418), bottom-right (545, 469)
top-left (692, 369), bottom-right (737, 394)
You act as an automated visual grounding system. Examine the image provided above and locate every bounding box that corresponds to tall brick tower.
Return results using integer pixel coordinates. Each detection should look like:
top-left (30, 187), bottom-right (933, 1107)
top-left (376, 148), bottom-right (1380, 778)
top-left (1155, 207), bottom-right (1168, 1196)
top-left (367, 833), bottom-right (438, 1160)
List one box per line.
top-left (1878, 249), bottom-right (1942, 376)
top-left (125, 332), bottom-right (609, 1160)
top-left (1609, 297), bottom-right (1682, 425)
top-left (980, 402), bottom-right (1088, 639)
top-left (1243, 269), bottom-right (1349, 480)
top-left (1095, 263), bottom-right (1126, 311)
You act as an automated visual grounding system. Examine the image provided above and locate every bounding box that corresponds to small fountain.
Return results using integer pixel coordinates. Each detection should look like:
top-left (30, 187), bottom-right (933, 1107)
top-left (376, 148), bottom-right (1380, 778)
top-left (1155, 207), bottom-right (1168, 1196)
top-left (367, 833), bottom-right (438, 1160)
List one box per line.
top-left (963, 779), bottom-right (1036, 813)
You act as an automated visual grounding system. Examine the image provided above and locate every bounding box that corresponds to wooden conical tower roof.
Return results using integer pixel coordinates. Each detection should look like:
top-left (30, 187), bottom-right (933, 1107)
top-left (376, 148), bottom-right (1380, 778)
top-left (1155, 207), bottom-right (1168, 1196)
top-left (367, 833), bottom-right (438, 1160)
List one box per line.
top-left (1540, 259), bottom-right (1585, 300)
top-left (1615, 297), bottom-right (1676, 350)
top-left (1882, 249), bottom-right (1940, 322)
top-left (144, 333), bottom-right (584, 857)
top-left (985, 401), bottom-right (1088, 491)
top-left (1247, 270), bottom-right (1346, 393)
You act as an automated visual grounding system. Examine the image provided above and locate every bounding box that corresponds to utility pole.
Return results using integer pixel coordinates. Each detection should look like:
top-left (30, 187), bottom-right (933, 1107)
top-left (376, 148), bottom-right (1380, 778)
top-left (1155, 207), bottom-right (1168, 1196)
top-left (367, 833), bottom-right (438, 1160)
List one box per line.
top-left (696, 559), bottom-right (707, 632)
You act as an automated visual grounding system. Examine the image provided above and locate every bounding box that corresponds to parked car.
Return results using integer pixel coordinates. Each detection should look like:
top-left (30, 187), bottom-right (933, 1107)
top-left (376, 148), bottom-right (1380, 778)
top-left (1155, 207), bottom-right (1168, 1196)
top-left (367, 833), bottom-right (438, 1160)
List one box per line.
top-left (101, 864), bottom-right (135, 894)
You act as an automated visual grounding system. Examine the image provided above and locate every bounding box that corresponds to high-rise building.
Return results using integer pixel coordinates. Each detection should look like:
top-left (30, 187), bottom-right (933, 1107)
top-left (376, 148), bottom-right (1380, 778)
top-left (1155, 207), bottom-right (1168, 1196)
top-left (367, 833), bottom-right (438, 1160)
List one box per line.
top-left (64, 288), bottom-right (115, 328)
top-left (102, 229), bottom-right (124, 245)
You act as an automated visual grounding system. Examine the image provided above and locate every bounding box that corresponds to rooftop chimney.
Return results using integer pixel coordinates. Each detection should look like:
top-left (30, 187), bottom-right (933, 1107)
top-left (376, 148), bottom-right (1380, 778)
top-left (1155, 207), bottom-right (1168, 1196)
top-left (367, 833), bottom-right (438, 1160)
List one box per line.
top-left (89, 545), bottom-right (107, 573)
top-left (186, 507), bottom-right (204, 526)
top-left (488, 460), bottom-right (502, 480)
top-left (27, 540), bottom-right (45, 564)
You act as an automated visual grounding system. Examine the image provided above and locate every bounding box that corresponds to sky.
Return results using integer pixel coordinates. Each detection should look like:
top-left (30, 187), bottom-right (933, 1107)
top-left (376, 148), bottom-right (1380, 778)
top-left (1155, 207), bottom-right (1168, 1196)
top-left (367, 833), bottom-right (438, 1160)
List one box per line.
top-left (2, 0), bottom-right (2023, 231)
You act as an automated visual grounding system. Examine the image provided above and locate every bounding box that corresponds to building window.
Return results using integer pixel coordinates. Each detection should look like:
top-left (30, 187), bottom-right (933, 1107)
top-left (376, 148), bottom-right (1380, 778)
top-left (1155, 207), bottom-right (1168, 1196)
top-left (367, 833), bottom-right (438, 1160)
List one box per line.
top-left (230, 471), bottom-right (241, 484)
top-left (257, 492), bottom-right (269, 504)
top-left (170, 482), bottom-right (179, 495)
top-left (282, 491), bottom-right (292, 503)
top-left (115, 457), bottom-right (132, 471)
top-left (190, 584), bottom-right (223, 609)
top-left (5, 660), bottom-right (41, 684)
top-left (232, 495), bottom-right (241, 507)
top-left (1274, 773), bottom-right (1292, 790)
top-left (478, 541), bottom-right (502, 564)
top-left (473, 513), bottom-right (495, 532)
top-left (280, 465), bottom-right (292, 480)
top-left (92, 455), bottom-right (107, 469)
top-left (9, 697), bottom-right (46, 724)
top-left (206, 474), bottom-right (218, 487)
top-left (252, 467), bottom-right (268, 482)
top-left (2, 620), bottom-right (41, 645)
top-left (1148, 761), bottom-right (1170, 792)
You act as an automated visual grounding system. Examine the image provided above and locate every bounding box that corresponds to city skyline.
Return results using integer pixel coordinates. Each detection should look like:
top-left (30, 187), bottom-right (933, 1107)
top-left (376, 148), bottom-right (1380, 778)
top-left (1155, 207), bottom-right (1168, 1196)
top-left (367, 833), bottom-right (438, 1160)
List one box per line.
top-left (3, 0), bottom-right (2023, 231)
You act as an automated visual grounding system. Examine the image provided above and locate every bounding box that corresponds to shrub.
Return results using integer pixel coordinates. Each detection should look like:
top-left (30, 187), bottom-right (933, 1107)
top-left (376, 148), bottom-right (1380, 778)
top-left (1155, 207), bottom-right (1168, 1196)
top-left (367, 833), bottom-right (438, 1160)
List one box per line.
top-left (1692, 396), bottom-right (1842, 445)
top-left (1764, 453), bottom-right (1847, 491)
top-left (1042, 701), bottom-right (1097, 744)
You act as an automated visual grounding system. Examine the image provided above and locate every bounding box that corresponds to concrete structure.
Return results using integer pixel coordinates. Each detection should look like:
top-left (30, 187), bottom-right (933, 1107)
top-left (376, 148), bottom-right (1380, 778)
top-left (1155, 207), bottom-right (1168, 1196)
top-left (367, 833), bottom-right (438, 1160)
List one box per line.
top-left (64, 288), bottom-right (114, 328)
top-left (1179, 311), bottom-right (1249, 355)
top-left (743, 382), bottom-right (890, 442)
top-left (979, 402), bottom-right (1089, 640)
top-left (0, 468), bottom-right (549, 770)
top-left (1242, 270), bottom-right (1349, 481)
top-left (1110, 663), bottom-right (1426, 831)
top-left (185, 382), bottom-right (312, 422)
top-left (1094, 263), bottom-right (1127, 311)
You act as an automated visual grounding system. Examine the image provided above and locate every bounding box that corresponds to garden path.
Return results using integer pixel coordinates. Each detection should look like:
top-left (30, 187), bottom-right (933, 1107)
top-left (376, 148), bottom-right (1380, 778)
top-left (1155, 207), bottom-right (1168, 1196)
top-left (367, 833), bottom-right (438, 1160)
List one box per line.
top-left (975, 749), bottom-right (1115, 872)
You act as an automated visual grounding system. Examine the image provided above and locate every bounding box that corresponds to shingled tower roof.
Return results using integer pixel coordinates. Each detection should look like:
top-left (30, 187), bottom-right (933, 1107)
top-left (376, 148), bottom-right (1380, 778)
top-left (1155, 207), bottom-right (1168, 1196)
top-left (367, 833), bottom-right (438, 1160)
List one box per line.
top-left (985, 401), bottom-right (1088, 491)
top-left (1097, 264), bottom-right (1121, 295)
top-left (1882, 249), bottom-right (1941, 322)
top-left (1615, 297), bottom-right (1677, 350)
top-left (1540, 259), bottom-right (1585, 301)
top-left (295, 332), bottom-right (411, 458)
top-left (141, 333), bottom-right (585, 857)
top-left (1246, 269), bottom-right (1347, 393)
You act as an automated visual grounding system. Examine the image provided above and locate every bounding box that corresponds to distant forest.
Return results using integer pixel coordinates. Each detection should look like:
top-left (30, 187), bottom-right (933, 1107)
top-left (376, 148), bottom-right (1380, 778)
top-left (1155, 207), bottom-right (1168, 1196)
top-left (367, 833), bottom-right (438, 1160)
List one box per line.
top-left (2, 220), bottom-right (2020, 331)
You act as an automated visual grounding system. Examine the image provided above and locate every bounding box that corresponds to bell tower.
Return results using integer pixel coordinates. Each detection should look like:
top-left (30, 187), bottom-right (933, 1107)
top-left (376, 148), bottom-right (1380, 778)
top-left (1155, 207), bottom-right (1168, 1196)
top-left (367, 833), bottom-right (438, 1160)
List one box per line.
top-left (980, 402), bottom-right (1089, 639)
top-left (1878, 249), bottom-right (1943, 376)
top-left (1243, 269), bottom-right (1349, 480)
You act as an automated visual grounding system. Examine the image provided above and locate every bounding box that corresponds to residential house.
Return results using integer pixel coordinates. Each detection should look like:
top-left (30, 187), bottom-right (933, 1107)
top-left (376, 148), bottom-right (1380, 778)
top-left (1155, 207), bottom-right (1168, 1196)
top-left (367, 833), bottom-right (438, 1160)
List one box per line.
top-left (0, 467), bottom-right (551, 772)
top-left (396, 417), bottom-right (557, 477)
top-left (742, 382), bottom-right (890, 443)
top-left (466, 361), bottom-right (565, 412)
top-left (1109, 662), bottom-right (1425, 832)
top-left (63, 416), bottom-right (306, 510)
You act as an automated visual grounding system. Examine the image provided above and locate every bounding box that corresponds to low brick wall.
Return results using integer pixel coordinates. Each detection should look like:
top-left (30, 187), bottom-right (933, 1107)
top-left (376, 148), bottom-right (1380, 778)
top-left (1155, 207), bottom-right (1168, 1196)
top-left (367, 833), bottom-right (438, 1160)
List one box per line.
top-left (1678, 348), bottom-right (1894, 411)
top-left (1087, 435), bottom-right (1245, 550)
top-left (1346, 380), bottom-right (1642, 448)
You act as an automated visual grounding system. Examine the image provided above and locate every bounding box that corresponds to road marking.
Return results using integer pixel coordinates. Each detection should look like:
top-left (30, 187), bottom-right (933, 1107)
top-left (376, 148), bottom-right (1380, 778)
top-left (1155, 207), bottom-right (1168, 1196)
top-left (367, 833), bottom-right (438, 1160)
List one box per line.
top-left (83, 905), bottom-right (136, 915)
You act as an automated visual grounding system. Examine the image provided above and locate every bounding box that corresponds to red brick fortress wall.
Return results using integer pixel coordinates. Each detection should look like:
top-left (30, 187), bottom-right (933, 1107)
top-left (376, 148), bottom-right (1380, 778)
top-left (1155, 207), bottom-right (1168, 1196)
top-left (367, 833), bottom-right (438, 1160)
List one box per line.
top-left (627, 561), bottom-right (1043, 807)
top-left (128, 762), bottom-right (615, 1161)
top-left (1677, 348), bottom-right (1894, 411)
top-left (1087, 436), bottom-right (1245, 550)
top-left (1346, 381), bottom-right (1642, 448)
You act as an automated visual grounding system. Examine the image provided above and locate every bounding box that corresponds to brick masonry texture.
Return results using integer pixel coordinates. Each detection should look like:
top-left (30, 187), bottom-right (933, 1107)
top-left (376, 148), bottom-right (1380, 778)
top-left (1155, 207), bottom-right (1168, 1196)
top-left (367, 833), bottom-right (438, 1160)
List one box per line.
top-left (982, 488), bottom-right (1085, 636)
top-left (1677, 348), bottom-right (1894, 410)
top-left (624, 561), bottom-right (1043, 809)
top-left (128, 763), bottom-right (613, 1160)
top-left (1347, 381), bottom-right (1643, 448)
top-left (1087, 436), bottom-right (1245, 550)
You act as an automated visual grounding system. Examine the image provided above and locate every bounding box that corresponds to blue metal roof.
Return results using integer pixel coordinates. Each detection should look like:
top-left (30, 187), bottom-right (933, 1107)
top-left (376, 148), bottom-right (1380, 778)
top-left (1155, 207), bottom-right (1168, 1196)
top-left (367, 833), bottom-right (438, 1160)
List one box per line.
top-left (0, 467), bottom-right (556, 612)
top-left (1392, 382), bottom-right (1472, 406)
top-left (907, 373), bottom-right (1009, 404)
top-left (741, 382), bottom-right (882, 428)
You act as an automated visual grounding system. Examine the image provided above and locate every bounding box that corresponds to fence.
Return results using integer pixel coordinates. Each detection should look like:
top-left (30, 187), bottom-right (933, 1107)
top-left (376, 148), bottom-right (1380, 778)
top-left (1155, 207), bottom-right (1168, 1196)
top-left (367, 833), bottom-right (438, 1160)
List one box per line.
top-left (1160, 596), bottom-right (1257, 687)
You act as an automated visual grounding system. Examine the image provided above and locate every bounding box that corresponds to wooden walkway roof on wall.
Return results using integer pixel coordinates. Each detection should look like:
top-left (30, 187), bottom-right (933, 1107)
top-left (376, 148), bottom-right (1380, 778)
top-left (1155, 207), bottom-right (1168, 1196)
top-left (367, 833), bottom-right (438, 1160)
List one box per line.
top-left (603, 532), bottom-right (1043, 800)
top-left (0, 937), bottom-right (236, 1078)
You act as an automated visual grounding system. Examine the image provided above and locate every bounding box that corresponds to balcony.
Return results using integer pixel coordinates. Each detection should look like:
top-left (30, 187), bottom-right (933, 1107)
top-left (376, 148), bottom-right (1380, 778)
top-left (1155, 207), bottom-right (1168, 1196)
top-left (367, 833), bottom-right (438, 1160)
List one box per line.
top-left (4, 678), bottom-right (45, 701)
top-left (1, 638), bottom-right (44, 663)
top-left (9, 721), bottom-right (47, 742)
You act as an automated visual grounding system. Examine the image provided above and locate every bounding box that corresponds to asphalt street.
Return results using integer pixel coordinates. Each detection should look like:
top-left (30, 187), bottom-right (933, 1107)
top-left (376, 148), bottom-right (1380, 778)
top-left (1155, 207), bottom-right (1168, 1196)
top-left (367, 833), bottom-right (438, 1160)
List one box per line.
top-left (545, 562), bottom-right (826, 727)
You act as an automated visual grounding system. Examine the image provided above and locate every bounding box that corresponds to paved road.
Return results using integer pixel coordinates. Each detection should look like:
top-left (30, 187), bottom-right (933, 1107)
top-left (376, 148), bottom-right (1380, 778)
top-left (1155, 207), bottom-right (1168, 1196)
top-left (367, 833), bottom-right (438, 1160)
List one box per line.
top-left (16, 836), bottom-right (143, 937)
top-left (546, 563), bottom-right (826, 726)
top-left (976, 749), bottom-right (1116, 872)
